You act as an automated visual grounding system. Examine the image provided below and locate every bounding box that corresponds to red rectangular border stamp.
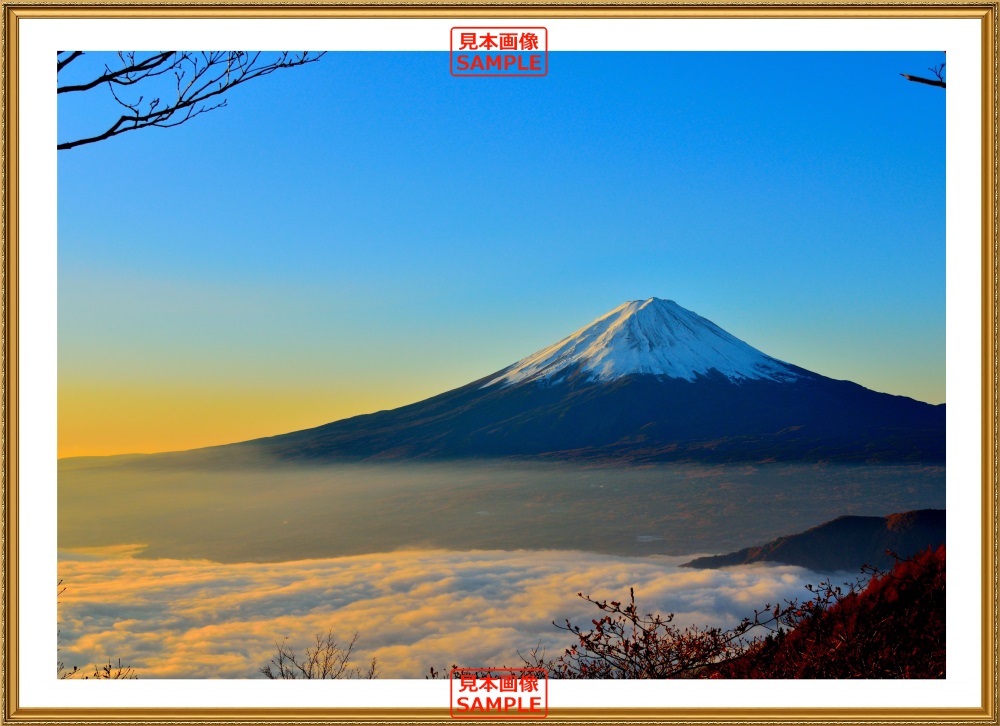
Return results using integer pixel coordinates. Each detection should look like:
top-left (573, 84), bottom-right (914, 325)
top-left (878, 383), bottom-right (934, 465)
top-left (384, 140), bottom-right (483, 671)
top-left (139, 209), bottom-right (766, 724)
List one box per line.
top-left (449, 667), bottom-right (549, 718)
top-left (450, 27), bottom-right (549, 77)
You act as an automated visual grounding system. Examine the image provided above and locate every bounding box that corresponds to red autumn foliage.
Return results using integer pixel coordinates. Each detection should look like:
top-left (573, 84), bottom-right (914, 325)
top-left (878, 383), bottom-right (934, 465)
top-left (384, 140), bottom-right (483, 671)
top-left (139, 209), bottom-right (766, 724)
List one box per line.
top-left (720, 545), bottom-right (945, 678)
top-left (524, 547), bottom-right (945, 679)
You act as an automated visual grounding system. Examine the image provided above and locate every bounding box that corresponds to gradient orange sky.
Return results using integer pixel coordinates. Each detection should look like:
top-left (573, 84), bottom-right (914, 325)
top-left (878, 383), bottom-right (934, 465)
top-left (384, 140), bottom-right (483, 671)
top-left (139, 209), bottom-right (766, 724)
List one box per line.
top-left (57, 383), bottom-right (415, 458)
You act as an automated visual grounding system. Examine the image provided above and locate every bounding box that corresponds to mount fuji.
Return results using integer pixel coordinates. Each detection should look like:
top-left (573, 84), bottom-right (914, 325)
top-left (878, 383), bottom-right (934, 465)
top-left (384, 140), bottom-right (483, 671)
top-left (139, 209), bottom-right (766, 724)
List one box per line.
top-left (485, 298), bottom-right (801, 388)
top-left (237, 298), bottom-right (944, 465)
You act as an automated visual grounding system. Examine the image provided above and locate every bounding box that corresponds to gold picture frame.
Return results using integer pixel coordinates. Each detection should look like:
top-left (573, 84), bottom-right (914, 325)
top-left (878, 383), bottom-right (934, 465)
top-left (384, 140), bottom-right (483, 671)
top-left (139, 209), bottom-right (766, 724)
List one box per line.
top-left (4, 3), bottom-right (994, 721)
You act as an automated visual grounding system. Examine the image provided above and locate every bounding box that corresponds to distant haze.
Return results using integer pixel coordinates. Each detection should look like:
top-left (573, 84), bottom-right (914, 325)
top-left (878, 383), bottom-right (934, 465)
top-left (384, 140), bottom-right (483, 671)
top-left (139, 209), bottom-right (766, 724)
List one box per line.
top-left (60, 460), bottom-right (945, 563)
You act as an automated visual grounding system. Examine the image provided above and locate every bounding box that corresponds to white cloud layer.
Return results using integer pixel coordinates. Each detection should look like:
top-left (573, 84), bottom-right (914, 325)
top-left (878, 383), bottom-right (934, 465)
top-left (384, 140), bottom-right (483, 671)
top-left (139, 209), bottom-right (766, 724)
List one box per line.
top-left (58, 548), bottom-right (838, 678)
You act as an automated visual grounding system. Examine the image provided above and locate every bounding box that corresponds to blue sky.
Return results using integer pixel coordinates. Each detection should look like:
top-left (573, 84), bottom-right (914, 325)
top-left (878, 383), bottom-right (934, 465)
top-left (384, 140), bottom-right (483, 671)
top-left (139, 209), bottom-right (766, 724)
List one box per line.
top-left (57, 51), bottom-right (946, 455)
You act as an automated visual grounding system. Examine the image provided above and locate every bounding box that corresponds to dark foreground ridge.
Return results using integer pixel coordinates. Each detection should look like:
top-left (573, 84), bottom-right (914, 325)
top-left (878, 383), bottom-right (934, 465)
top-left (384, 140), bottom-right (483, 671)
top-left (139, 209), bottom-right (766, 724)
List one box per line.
top-left (681, 509), bottom-right (945, 572)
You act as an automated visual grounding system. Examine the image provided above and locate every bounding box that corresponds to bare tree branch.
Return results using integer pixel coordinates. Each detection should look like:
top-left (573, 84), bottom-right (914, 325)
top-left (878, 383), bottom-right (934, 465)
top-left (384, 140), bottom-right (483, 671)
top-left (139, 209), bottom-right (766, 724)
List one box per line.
top-left (58, 50), bottom-right (325, 150)
top-left (901, 73), bottom-right (946, 89)
top-left (56, 51), bottom-right (85, 73)
top-left (260, 630), bottom-right (380, 680)
top-left (901, 56), bottom-right (946, 89)
top-left (57, 51), bottom-right (177, 95)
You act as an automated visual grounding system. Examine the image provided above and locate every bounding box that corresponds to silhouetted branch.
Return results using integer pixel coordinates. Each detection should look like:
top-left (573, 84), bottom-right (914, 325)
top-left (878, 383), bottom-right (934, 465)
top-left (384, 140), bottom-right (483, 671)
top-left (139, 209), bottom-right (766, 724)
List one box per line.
top-left (56, 51), bottom-right (85, 73)
top-left (901, 57), bottom-right (946, 89)
top-left (58, 51), bottom-right (325, 150)
top-left (57, 51), bottom-right (176, 95)
top-left (901, 73), bottom-right (946, 89)
top-left (260, 630), bottom-right (379, 679)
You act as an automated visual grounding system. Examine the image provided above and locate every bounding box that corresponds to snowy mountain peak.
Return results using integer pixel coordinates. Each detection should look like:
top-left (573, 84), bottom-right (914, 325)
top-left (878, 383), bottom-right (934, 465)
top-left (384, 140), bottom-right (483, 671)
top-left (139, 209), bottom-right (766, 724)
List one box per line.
top-left (485, 298), bottom-right (801, 388)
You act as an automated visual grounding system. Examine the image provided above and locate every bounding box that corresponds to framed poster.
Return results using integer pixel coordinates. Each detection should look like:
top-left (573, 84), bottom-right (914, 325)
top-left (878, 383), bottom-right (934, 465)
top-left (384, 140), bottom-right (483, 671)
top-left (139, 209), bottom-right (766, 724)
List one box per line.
top-left (3, 1), bottom-right (995, 722)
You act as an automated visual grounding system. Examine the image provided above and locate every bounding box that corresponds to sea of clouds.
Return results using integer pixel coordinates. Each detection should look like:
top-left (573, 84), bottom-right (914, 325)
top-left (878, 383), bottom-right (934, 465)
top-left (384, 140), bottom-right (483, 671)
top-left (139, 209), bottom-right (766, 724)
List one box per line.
top-left (58, 547), bottom-right (845, 678)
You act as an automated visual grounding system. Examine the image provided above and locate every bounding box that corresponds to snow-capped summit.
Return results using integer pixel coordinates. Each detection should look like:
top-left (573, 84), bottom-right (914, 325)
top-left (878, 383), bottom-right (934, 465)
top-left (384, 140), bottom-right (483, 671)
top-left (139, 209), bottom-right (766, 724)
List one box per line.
top-left (485, 298), bottom-right (801, 388)
top-left (228, 296), bottom-right (942, 465)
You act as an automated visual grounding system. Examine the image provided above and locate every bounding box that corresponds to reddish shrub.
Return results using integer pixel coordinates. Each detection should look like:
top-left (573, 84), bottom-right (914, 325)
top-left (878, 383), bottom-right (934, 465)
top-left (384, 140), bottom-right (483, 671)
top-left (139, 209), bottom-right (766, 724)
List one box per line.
top-left (525, 547), bottom-right (945, 679)
top-left (721, 546), bottom-right (945, 678)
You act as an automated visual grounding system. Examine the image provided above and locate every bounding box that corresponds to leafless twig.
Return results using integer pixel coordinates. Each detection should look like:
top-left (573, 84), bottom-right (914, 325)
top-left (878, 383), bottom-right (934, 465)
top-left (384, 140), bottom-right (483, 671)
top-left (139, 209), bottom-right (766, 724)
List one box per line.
top-left (58, 51), bottom-right (325, 150)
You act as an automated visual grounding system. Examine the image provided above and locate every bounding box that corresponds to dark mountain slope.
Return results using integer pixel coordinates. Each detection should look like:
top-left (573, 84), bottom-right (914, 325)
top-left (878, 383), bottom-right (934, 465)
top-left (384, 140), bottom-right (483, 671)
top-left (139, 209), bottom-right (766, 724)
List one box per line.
top-left (682, 509), bottom-right (945, 571)
top-left (233, 364), bottom-right (943, 464)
